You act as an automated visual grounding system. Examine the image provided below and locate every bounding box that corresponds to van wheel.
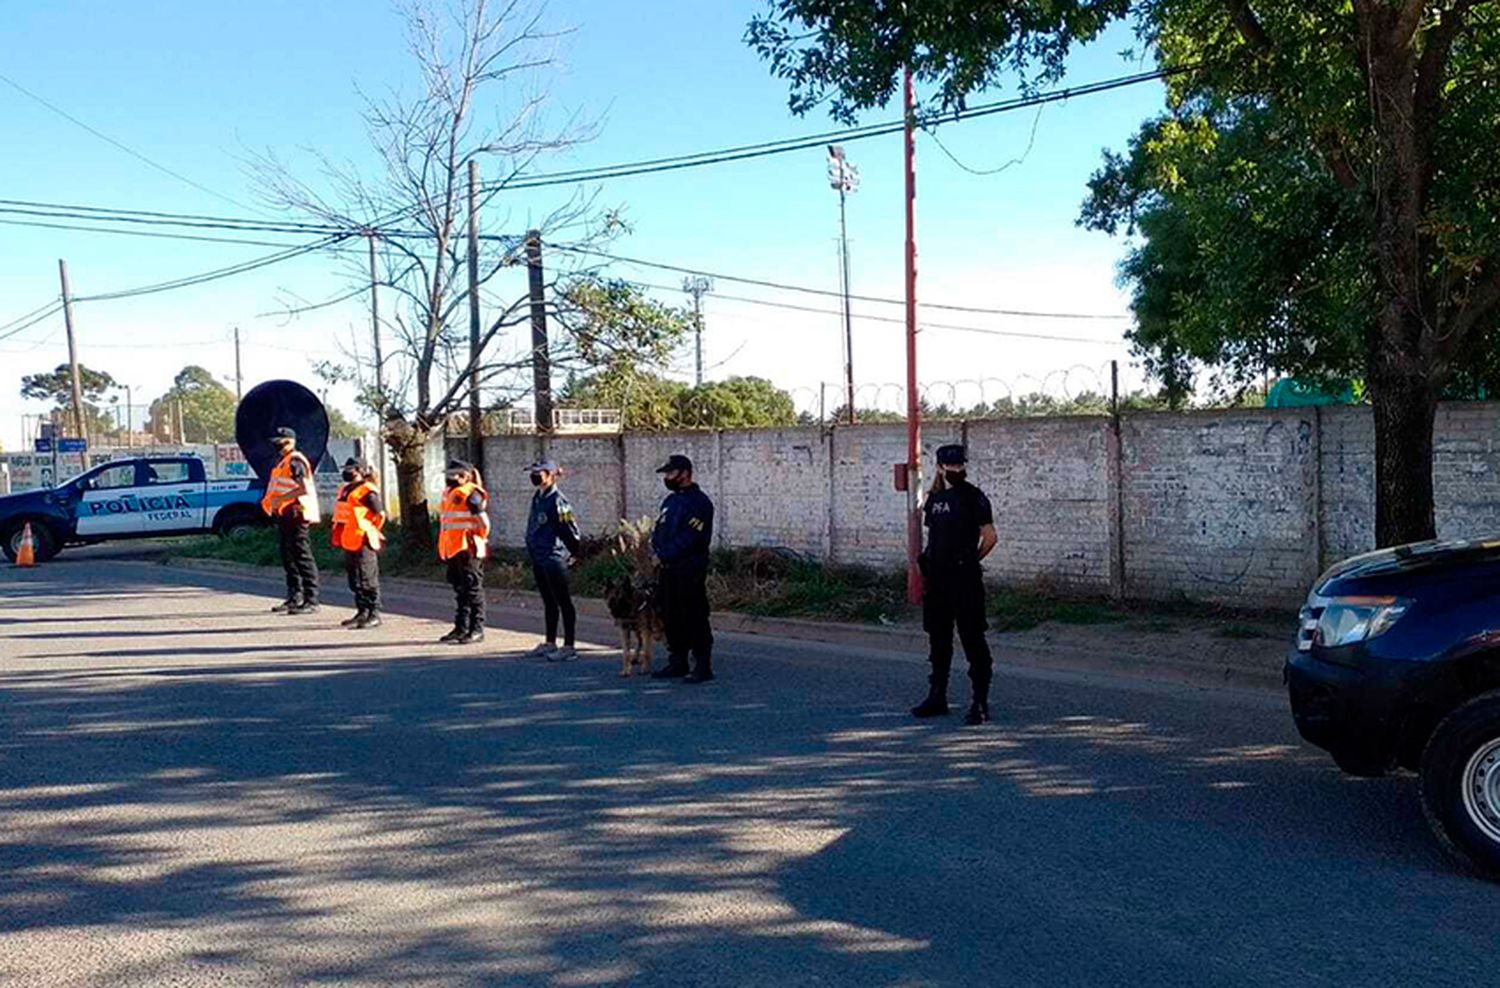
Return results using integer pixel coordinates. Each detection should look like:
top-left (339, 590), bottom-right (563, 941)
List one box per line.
top-left (3, 521), bottom-right (59, 563)
top-left (1420, 691), bottom-right (1500, 879)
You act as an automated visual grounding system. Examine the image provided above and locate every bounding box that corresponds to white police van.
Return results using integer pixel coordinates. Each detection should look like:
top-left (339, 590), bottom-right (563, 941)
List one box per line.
top-left (0, 456), bottom-right (265, 562)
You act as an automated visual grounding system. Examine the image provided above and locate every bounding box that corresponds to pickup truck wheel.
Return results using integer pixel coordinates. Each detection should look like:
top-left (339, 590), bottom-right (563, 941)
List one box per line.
top-left (215, 510), bottom-right (262, 542)
top-left (1420, 692), bottom-right (1500, 879)
top-left (3, 521), bottom-right (59, 563)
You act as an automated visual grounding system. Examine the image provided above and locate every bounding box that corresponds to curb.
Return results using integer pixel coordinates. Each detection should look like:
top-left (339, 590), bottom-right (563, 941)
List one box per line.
top-left (161, 556), bottom-right (1287, 694)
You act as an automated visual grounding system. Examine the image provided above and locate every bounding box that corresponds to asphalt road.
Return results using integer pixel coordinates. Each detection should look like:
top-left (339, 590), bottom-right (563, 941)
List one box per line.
top-left (1, 551), bottom-right (1494, 987)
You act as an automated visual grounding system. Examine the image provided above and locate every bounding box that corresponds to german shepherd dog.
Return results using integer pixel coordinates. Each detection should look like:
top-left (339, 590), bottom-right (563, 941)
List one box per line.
top-left (605, 574), bottom-right (663, 677)
top-left (605, 519), bottom-right (663, 677)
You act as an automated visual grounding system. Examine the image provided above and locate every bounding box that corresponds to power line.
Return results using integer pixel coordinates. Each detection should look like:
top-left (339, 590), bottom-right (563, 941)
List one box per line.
top-left (0, 217), bottom-right (366, 251)
top-left (481, 67), bottom-right (1188, 192)
top-left (560, 245), bottom-right (1129, 320)
top-left (622, 279), bottom-right (1121, 345)
top-left (0, 71), bottom-right (255, 212)
top-left (0, 66), bottom-right (1189, 241)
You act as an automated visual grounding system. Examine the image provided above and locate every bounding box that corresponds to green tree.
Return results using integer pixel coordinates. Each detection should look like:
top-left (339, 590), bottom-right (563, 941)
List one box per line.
top-left (326, 404), bottom-right (367, 440)
top-left (20, 363), bottom-right (119, 439)
top-left (681, 376), bottom-right (797, 428)
top-left (149, 366), bottom-right (237, 444)
top-left (750, 0), bottom-right (1500, 546)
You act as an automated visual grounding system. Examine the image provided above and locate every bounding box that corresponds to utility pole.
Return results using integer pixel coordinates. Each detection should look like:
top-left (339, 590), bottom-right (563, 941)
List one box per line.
top-left (367, 232), bottom-right (387, 495)
top-left (683, 276), bottom-right (713, 386)
top-left (827, 145), bottom-right (860, 425)
top-left (233, 327), bottom-right (243, 401)
top-left (124, 385), bottom-right (132, 447)
top-left (526, 230), bottom-right (553, 435)
top-left (57, 260), bottom-right (87, 444)
top-left (903, 66), bottom-right (922, 605)
top-left (466, 159), bottom-right (484, 465)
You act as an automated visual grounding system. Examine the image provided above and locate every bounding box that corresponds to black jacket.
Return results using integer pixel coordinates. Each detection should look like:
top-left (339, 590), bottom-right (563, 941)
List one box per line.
top-left (652, 483), bottom-right (714, 569)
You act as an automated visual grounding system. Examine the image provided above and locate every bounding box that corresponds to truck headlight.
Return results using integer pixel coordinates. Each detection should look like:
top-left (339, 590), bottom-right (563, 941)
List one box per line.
top-left (1314, 596), bottom-right (1410, 648)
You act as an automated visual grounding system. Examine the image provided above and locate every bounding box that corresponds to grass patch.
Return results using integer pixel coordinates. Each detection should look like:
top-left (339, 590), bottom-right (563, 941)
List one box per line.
top-left (1214, 622), bottom-right (1274, 640)
top-left (988, 588), bottom-right (1129, 633)
top-left (172, 530), bottom-right (1235, 635)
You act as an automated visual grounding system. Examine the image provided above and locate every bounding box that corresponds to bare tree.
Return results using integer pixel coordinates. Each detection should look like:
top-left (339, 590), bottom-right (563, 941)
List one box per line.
top-left (254, 0), bottom-right (626, 543)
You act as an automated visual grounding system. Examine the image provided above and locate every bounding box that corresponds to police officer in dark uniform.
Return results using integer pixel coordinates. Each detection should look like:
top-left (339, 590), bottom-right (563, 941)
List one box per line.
top-left (525, 459), bottom-right (583, 661)
top-left (650, 454), bottom-right (716, 683)
top-left (912, 444), bottom-right (999, 725)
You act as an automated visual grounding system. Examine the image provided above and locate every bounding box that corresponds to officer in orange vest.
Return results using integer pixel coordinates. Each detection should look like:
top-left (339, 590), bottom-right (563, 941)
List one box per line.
top-left (331, 458), bottom-right (385, 629)
top-left (438, 459), bottom-right (490, 645)
top-left (261, 426), bottom-right (321, 614)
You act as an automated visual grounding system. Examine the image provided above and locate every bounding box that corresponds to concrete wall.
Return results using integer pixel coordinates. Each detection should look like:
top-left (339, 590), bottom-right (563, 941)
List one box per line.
top-left (452, 401), bottom-right (1500, 610)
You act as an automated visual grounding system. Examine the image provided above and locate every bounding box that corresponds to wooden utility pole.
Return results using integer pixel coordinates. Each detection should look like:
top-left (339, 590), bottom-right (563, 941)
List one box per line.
top-left (57, 260), bottom-right (87, 444)
top-left (526, 230), bottom-right (553, 435)
top-left (233, 327), bottom-right (243, 401)
top-left (367, 232), bottom-right (388, 495)
top-left (467, 159), bottom-right (483, 464)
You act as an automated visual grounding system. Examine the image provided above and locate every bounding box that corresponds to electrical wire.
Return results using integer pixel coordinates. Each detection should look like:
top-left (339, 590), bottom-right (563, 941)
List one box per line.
top-left (0, 71), bottom-right (257, 212)
top-left (559, 245), bottom-right (1129, 320)
top-left (622, 279), bottom-right (1121, 345)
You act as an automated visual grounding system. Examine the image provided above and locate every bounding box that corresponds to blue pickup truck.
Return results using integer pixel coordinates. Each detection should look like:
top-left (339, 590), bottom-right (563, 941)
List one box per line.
top-left (0, 455), bottom-right (266, 562)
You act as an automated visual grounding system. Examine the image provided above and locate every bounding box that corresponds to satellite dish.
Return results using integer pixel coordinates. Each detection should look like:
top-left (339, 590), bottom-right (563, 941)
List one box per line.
top-left (235, 380), bottom-right (330, 480)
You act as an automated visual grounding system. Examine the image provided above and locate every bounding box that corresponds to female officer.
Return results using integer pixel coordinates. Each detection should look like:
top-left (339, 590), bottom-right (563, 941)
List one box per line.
top-left (911, 444), bottom-right (999, 725)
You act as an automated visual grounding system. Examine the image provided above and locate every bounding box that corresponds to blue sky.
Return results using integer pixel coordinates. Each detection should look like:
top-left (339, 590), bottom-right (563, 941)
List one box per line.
top-left (0, 0), bottom-right (1167, 451)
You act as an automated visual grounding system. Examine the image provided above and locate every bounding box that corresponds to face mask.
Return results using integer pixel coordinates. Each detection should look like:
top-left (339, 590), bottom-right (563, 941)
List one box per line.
top-left (342, 469), bottom-right (357, 482)
top-left (946, 469), bottom-right (967, 484)
top-left (530, 473), bottom-right (544, 487)
top-left (663, 475), bottom-right (683, 491)
top-left (445, 476), bottom-right (463, 488)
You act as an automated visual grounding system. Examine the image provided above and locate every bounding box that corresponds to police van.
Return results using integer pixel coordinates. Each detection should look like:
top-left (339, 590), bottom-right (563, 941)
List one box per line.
top-left (0, 455), bottom-right (265, 562)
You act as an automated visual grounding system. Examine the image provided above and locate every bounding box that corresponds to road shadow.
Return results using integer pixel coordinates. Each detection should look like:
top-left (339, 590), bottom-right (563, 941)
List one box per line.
top-left (3, 636), bottom-right (1496, 987)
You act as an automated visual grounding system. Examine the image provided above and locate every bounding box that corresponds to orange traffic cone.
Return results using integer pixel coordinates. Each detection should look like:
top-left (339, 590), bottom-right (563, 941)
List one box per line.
top-left (15, 522), bottom-right (36, 568)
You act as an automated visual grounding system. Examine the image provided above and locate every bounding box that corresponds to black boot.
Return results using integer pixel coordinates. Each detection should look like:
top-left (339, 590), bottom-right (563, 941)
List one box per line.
top-left (342, 609), bottom-right (366, 628)
top-left (911, 688), bottom-right (950, 718)
top-left (964, 700), bottom-right (990, 726)
top-left (355, 609), bottom-right (382, 629)
top-left (271, 598), bottom-right (298, 613)
top-left (652, 657), bottom-right (690, 680)
top-left (683, 656), bottom-right (714, 684)
top-left (439, 611), bottom-right (468, 643)
top-left (287, 599), bottom-right (320, 615)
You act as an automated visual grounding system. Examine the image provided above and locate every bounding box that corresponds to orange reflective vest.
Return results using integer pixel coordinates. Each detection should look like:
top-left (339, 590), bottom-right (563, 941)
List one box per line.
top-left (438, 482), bottom-right (490, 560)
top-left (332, 481), bottom-right (384, 552)
top-left (261, 450), bottom-right (321, 523)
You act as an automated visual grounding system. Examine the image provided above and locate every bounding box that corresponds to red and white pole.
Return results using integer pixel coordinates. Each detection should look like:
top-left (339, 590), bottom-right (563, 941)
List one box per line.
top-left (903, 65), bottom-right (922, 605)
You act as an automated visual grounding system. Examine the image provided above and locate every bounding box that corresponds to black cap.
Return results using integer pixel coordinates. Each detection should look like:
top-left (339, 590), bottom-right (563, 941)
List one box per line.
top-left (342, 457), bottom-right (360, 469)
top-left (527, 459), bottom-right (558, 474)
top-left (935, 444), bottom-right (967, 466)
top-left (273, 426), bottom-right (297, 442)
top-left (445, 459), bottom-right (472, 474)
top-left (655, 454), bottom-right (693, 473)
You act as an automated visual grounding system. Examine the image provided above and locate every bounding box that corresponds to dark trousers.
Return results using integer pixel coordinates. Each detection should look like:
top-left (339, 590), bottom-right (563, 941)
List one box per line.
top-left (922, 562), bottom-right (993, 702)
top-left (344, 546), bottom-right (380, 611)
top-left (531, 556), bottom-right (576, 646)
top-left (276, 513), bottom-right (319, 604)
top-left (659, 563), bottom-right (712, 669)
top-left (446, 552), bottom-right (485, 630)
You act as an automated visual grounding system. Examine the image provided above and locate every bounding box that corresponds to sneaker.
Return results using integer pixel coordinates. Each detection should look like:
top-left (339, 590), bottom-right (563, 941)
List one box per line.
top-left (911, 694), bottom-right (950, 718)
top-left (548, 645), bottom-right (578, 662)
top-left (963, 701), bottom-right (990, 726)
top-left (355, 612), bottom-right (382, 630)
top-left (527, 642), bottom-right (558, 658)
top-left (287, 602), bottom-right (321, 615)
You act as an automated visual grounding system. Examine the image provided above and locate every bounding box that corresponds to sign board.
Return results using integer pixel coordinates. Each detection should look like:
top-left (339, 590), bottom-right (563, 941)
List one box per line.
top-left (58, 438), bottom-right (87, 453)
top-left (34, 438), bottom-right (53, 453)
